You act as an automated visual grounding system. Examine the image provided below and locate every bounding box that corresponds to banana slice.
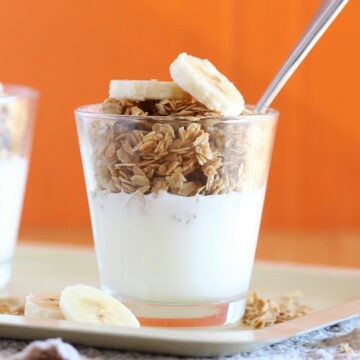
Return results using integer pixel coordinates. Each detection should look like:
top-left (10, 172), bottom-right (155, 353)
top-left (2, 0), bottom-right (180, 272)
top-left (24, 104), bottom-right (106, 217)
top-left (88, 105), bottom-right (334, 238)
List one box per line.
top-left (60, 284), bottom-right (140, 327)
top-left (109, 80), bottom-right (191, 101)
top-left (170, 53), bottom-right (245, 116)
top-left (24, 293), bottom-right (65, 320)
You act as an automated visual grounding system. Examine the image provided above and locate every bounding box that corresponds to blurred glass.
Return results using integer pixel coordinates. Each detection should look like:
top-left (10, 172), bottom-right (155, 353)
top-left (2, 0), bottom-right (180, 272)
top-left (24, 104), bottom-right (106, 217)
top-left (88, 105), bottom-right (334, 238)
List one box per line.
top-left (0, 84), bottom-right (38, 289)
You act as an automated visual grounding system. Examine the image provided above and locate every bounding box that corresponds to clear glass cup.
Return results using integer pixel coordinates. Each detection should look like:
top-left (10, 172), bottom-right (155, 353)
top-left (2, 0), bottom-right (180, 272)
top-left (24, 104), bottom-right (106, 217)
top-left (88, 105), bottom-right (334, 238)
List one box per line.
top-left (75, 104), bottom-right (278, 327)
top-left (0, 84), bottom-right (38, 289)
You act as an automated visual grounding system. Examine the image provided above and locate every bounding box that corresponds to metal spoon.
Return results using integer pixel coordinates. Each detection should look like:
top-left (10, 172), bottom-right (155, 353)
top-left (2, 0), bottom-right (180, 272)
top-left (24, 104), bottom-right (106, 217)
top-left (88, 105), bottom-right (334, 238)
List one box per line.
top-left (255, 0), bottom-right (349, 113)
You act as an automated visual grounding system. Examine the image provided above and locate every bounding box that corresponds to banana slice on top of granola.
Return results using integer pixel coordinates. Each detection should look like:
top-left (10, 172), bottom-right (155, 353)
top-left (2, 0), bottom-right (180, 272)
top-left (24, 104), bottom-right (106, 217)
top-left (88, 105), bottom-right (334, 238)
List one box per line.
top-left (170, 53), bottom-right (245, 116)
top-left (109, 80), bottom-right (191, 101)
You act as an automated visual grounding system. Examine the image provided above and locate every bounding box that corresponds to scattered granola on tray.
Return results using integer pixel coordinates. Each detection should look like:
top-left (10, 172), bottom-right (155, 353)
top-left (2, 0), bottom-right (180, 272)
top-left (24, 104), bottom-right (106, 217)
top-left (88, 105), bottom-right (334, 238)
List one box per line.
top-left (0, 297), bottom-right (25, 316)
top-left (340, 342), bottom-right (354, 354)
top-left (1, 290), bottom-right (312, 330)
top-left (242, 290), bottom-right (312, 329)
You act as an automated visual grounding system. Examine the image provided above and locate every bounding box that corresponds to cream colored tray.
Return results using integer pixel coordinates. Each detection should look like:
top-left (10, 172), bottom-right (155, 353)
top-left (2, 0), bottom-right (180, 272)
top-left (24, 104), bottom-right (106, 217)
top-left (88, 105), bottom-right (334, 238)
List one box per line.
top-left (0, 244), bottom-right (359, 357)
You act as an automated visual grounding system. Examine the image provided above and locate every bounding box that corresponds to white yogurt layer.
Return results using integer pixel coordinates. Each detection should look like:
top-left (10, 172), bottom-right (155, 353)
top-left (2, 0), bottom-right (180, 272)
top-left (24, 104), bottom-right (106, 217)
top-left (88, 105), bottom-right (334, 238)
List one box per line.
top-left (0, 156), bottom-right (28, 263)
top-left (89, 188), bottom-right (265, 304)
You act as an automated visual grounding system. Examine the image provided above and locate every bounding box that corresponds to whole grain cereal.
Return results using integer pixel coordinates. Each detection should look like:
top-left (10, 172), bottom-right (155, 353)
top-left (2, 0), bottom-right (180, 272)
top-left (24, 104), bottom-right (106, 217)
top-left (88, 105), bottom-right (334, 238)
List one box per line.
top-left (89, 98), bottom-right (274, 197)
top-left (242, 290), bottom-right (312, 329)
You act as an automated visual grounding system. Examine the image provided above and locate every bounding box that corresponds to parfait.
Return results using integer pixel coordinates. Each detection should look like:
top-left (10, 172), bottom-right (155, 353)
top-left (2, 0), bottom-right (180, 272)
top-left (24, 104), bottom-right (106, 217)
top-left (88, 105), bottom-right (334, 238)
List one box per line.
top-left (75, 53), bottom-right (278, 326)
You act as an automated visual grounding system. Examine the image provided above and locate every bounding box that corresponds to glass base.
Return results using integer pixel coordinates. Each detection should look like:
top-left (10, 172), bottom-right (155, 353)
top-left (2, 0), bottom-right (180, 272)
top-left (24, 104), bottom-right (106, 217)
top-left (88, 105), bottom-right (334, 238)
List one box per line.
top-left (119, 297), bottom-right (246, 328)
top-left (0, 259), bottom-right (11, 290)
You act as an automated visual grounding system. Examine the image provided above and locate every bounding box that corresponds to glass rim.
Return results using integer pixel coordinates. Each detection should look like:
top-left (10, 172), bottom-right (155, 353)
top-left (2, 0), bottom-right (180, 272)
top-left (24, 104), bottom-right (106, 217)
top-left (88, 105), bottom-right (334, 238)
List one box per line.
top-left (74, 103), bottom-right (279, 124)
top-left (0, 83), bottom-right (39, 100)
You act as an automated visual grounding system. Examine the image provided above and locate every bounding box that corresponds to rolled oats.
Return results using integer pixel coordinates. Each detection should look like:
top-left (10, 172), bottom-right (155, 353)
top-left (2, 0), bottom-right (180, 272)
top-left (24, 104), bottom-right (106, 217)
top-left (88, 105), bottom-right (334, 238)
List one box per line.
top-left (243, 290), bottom-right (312, 329)
top-left (0, 297), bottom-right (24, 316)
top-left (90, 98), bottom-right (272, 197)
top-left (340, 343), bottom-right (354, 353)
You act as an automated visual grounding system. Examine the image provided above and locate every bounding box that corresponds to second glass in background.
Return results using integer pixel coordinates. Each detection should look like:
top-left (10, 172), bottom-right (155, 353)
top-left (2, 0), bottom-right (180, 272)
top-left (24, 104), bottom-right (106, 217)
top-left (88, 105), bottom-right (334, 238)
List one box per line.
top-left (0, 84), bottom-right (38, 289)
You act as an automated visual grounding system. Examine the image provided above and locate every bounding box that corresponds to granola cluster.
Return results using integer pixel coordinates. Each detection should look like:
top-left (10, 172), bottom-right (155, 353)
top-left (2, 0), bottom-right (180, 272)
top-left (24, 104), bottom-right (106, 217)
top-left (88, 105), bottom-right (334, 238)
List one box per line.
top-left (0, 297), bottom-right (24, 316)
top-left (89, 98), bottom-right (273, 196)
top-left (101, 97), bottom-right (219, 118)
top-left (242, 290), bottom-right (312, 329)
top-left (0, 97), bottom-right (27, 159)
top-left (340, 343), bottom-right (354, 354)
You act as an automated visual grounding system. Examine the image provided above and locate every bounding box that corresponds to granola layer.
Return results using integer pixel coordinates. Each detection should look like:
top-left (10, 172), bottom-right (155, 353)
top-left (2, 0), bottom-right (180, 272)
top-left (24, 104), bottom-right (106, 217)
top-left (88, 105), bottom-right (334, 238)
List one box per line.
top-left (0, 96), bottom-right (28, 159)
top-left (89, 98), bottom-right (274, 197)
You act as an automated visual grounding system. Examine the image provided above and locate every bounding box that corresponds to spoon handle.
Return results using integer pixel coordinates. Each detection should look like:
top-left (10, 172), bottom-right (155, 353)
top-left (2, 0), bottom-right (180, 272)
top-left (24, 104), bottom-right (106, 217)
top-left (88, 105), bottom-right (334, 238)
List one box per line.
top-left (255, 0), bottom-right (349, 113)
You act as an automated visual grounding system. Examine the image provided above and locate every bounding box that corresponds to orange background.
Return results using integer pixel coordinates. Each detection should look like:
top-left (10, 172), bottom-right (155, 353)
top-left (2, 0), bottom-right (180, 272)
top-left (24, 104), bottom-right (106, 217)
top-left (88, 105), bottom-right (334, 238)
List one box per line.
top-left (0, 0), bottom-right (359, 232)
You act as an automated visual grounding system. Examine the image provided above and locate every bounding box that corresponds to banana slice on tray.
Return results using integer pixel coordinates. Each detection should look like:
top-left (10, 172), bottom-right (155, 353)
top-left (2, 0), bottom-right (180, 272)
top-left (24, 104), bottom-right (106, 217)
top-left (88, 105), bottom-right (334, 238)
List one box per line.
top-left (109, 80), bottom-right (191, 101)
top-left (24, 293), bottom-right (65, 320)
top-left (170, 52), bottom-right (245, 116)
top-left (60, 284), bottom-right (140, 327)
